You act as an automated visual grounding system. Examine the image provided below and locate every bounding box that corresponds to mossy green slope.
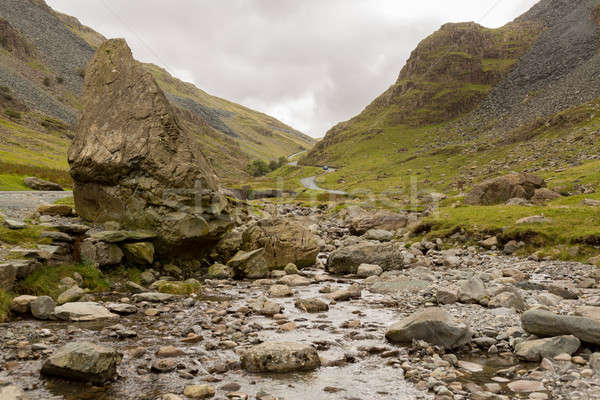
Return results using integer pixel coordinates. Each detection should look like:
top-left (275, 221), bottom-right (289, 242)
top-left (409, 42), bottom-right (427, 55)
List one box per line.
top-left (303, 20), bottom-right (544, 168)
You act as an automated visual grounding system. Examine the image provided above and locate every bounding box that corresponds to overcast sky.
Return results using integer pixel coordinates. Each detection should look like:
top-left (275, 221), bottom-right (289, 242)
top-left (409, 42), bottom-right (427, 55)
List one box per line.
top-left (47, 0), bottom-right (539, 137)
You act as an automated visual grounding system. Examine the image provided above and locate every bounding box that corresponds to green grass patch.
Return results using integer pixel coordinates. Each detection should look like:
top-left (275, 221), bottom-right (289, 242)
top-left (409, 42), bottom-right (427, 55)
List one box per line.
top-left (54, 196), bottom-right (75, 207)
top-left (0, 161), bottom-right (71, 189)
top-left (0, 174), bottom-right (30, 191)
top-left (0, 289), bottom-right (13, 322)
top-left (18, 263), bottom-right (110, 299)
top-left (154, 279), bottom-right (202, 295)
top-left (419, 196), bottom-right (600, 261)
top-left (0, 217), bottom-right (50, 247)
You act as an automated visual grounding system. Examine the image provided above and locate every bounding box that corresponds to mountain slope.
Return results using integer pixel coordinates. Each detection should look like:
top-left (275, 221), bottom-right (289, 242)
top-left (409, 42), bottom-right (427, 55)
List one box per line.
top-left (0, 0), bottom-right (313, 185)
top-left (301, 0), bottom-right (600, 194)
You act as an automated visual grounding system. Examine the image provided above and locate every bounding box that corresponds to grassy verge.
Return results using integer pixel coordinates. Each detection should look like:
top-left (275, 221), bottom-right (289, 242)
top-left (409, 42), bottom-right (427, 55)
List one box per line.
top-left (54, 196), bottom-right (75, 207)
top-left (18, 263), bottom-right (110, 299)
top-left (0, 174), bottom-right (30, 191)
top-left (0, 289), bottom-right (12, 322)
top-left (0, 161), bottom-right (71, 190)
top-left (0, 217), bottom-right (51, 247)
top-left (417, 193), bottom-right (600, 262)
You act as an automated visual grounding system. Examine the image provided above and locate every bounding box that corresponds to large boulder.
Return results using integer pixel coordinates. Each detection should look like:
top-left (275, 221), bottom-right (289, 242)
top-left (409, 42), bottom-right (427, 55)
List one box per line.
top-left (465, 173), bottom-right (545, 205)
top-left (68, 39), bottom-right (230, 257)
top-left (521, 309), bottom-right (600, 345)
top-left (241, 217), bottom-right (319, 268)
top-left (385, 308), bottom-right (472, 349)
top-left (344, 207), bottom-right (408, 235)
top-left (327, 242), bottom-right (408, 275)
top-left (41, 342), bottom-right (122, 384)
top-left (23, 176), bottom-right (63, 191)
top-left (240, 342), bottom-right (320, 373)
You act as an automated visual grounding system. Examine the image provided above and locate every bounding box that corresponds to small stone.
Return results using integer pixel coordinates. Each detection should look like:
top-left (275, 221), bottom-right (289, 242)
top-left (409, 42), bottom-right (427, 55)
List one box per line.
top-left (57, 286), bottom-right (85, 305)
top-left (279, 322), bottom-right (296, 331)
top-left (553, 353), bottom-right (571, 361)
top-left (156, 346), bottom-right (184, 358)
top-left (10, 295), bottom-right (37, 313)
top-left (507, 380), bottom-right (545, 393)
top-left (151, 358), bottom-right (177, 373)
top-left (183, 384), bottom-right (215, 398)
top-left (268, 284), bottom-right (293, 298)
top-left (572, 356), bottom-right (586, 365)
top-left (3, 219), bottom-right (26, 230)
top-left (284, 263), bottom-right (300, 275)
top-left (356, 263), bottom-right (383, 278)
top-left (295, 298), bottom-right (329, 313)
top-left (241, 342), bottom-right (320, 372)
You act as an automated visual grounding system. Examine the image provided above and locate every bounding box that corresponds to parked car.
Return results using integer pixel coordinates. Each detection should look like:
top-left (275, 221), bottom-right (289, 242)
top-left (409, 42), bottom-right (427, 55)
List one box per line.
top-left (322, 165), bottom-right (329, 171)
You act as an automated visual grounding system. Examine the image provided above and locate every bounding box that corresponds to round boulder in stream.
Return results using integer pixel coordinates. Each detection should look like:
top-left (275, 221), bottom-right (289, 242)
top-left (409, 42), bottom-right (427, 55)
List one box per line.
top-left (385, 307), bottom-right (472, 349)
top-left (241, 342), bottom-right (320, 373)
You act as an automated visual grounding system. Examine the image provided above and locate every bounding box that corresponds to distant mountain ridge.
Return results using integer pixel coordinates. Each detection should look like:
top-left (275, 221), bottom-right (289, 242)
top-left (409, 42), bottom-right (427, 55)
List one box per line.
top-left (0, 0), bottom-right (313, 181)
top-left (301, 0), bottom-right (600, 193)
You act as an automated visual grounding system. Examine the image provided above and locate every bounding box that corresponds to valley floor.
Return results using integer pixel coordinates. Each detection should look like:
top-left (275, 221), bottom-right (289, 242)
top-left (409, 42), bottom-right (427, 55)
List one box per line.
top-left (2, 200), bottom-right (600, 399)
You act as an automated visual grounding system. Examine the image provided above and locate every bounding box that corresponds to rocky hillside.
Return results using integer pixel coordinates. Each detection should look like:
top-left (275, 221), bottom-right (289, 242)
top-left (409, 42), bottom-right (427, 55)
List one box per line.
top-left (0, 0), bottom-right (313, 183)
top-left (301, 0), bottom-right (600, 194)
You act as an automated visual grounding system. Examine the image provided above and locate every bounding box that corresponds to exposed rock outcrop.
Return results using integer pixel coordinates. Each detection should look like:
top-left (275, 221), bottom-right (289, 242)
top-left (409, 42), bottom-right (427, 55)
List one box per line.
top-left (68, 39), bottom-right (231, 257)
top-left (465, 173), bottom-right (545, 205)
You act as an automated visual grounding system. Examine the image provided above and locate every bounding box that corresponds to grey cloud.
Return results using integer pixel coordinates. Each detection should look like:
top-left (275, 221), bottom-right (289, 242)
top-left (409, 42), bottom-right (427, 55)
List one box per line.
top-left (47, 0), bottom-right (540, 137)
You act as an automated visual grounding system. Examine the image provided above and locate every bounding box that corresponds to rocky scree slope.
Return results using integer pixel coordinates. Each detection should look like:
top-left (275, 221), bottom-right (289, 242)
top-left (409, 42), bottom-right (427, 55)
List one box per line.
top-left (301, 0), bottom-right (600, 195)
top-left (0, 0), bottom-right (313, 182)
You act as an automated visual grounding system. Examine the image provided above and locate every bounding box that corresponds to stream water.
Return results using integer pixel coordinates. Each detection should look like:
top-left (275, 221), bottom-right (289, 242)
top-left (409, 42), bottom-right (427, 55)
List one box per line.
top-left (0, 271), bottom-right (541, 400)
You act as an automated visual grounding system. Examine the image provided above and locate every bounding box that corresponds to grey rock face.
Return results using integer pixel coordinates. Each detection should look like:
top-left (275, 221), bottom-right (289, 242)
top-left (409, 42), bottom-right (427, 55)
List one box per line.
top-left (386, 307), bottom-right (472, 349)
top-left (465, 173), bottom-right (545, 205)
top-left (41, 342), bottom-right (122, 384)
top-left (241, 342), bottom-right (320, 373)
top-left (30, 296), bottom-right (55, 320)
